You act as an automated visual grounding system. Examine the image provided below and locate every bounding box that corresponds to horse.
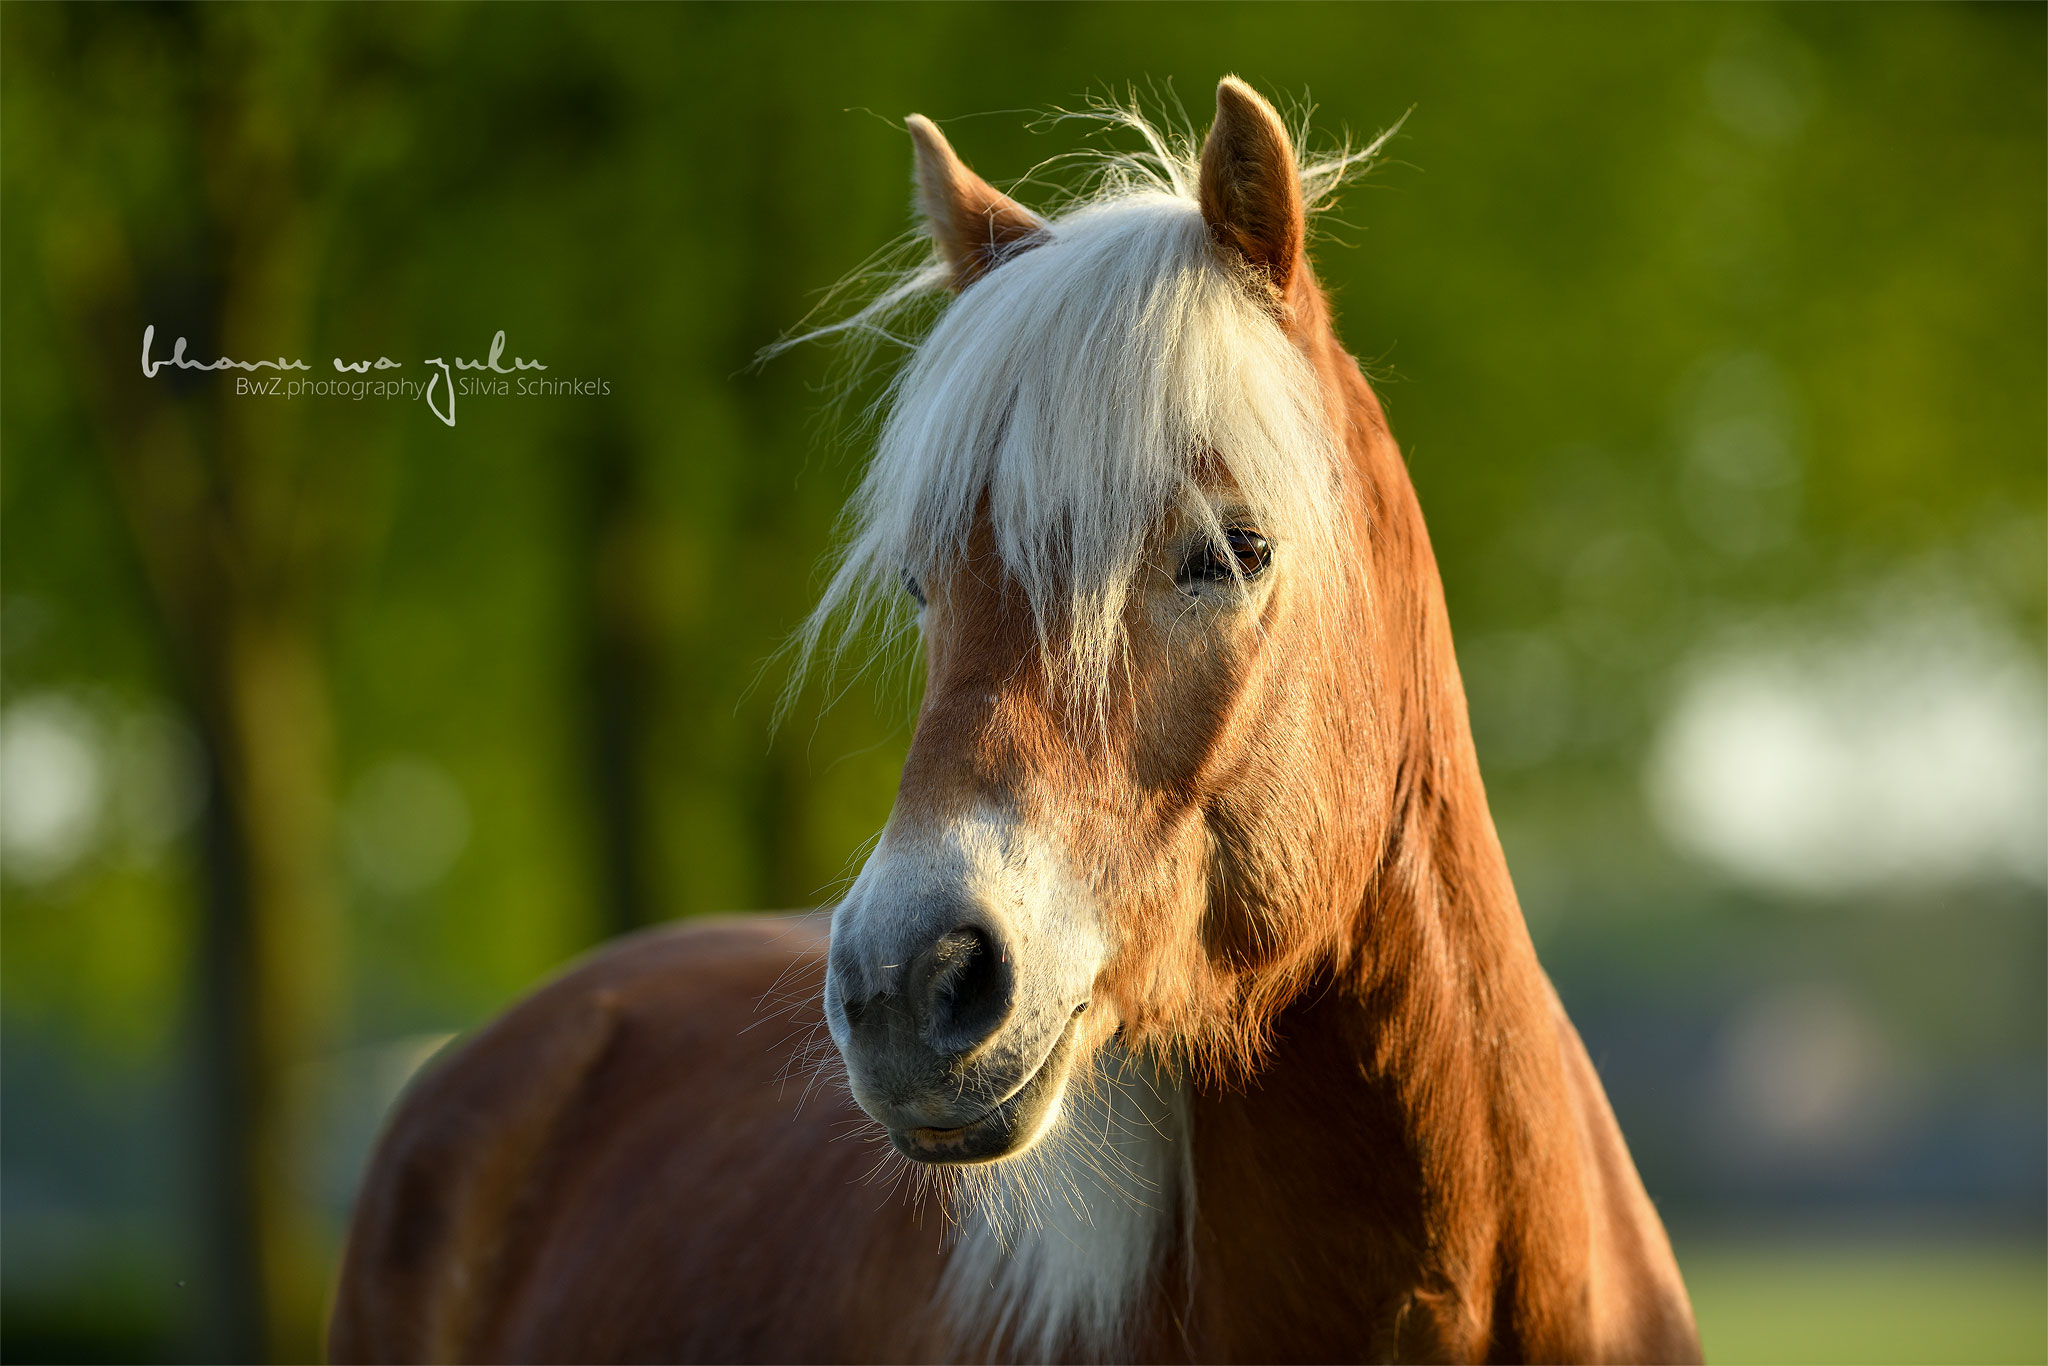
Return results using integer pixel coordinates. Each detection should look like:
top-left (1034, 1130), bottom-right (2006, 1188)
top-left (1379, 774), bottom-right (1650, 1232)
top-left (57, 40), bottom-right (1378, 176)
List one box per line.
top-left (330, 78), bottom-right (1702, 1364)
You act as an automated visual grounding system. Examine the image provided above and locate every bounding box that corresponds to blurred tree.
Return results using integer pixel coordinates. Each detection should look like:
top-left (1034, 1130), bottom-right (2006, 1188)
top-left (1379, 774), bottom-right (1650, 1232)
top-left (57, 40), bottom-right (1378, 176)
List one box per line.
top-left (578, 419), bottom-right (658, 938)
top-left (12, 8), bottom-right (376, 1357)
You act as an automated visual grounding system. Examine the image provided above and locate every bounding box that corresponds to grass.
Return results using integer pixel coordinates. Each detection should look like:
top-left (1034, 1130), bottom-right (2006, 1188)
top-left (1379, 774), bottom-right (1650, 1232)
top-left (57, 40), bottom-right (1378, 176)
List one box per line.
top-left (1678, 1236), bottom-right (2047, 1366)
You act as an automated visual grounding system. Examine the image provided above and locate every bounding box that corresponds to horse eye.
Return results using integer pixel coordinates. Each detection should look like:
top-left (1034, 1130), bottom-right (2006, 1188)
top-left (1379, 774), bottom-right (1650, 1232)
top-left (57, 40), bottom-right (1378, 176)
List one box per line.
top-left (1178, 528), bottom-right (1271, 587)
top-left (902, 572), bottom-right (926, 608)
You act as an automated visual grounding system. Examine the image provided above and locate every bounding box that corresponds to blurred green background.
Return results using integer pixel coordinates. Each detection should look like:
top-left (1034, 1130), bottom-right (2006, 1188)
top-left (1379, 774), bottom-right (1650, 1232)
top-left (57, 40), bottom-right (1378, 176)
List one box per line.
top-left (2, 4), bottom-right (2042, 1363)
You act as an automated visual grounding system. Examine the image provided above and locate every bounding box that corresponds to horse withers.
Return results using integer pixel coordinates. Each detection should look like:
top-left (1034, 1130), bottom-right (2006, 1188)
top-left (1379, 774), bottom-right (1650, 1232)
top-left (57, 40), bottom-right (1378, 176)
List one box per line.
top-left (331, 78), bottom-right (1701, 1364)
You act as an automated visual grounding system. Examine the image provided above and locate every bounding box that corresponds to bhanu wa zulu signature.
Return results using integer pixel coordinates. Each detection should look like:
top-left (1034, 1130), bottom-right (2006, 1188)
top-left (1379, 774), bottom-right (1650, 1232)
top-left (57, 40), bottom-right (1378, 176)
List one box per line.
top-left (138, 326), bottom-right (602, 426)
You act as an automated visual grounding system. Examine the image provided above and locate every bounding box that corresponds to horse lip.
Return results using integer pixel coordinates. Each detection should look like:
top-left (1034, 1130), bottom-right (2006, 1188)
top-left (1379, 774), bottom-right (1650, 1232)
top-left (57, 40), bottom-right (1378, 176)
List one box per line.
top-left (890, 1004), bottom-right (1086, 1164)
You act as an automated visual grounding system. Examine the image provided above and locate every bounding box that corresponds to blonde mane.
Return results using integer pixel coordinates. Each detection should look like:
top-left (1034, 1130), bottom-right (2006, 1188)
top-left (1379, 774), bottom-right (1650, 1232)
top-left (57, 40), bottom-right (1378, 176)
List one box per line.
top-left (781, 102), bottom-right (1393, 710)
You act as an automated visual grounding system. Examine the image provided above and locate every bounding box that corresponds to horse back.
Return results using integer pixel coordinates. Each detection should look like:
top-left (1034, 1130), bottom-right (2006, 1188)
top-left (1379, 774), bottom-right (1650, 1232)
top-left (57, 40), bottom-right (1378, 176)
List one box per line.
top-left (328, 913), bottom-right (950, 1364)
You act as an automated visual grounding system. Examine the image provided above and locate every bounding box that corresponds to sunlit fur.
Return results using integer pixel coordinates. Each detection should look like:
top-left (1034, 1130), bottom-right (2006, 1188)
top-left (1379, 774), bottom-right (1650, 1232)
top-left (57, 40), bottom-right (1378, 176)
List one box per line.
top-left (766, 971), bottom-right (1190, 1361)
top-left (936, 1049), bottom-right (1189, 1361)
top-left (331, 84), bottom-right (1701, 1366)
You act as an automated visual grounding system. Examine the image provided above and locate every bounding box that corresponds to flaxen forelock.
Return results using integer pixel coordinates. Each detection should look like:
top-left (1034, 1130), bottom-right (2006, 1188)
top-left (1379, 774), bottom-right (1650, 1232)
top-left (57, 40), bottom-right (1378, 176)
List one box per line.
top-left (784, 102), bottom-right (1392, 711)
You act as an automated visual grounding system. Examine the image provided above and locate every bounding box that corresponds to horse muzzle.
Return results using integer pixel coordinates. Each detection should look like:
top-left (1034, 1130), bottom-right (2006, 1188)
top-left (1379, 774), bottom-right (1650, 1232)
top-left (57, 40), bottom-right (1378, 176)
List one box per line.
top-left (829, 922), bottom-right (1101, 1164)
top-left (825, 809), bottom-right (1106, 1163)
top-left (826, 913), bottom-right (1090, 1163)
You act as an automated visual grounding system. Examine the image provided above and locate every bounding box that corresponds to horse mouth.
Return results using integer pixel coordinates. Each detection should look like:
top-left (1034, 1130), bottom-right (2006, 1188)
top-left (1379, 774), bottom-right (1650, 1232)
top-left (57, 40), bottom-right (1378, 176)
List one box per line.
top-left (889, 1006), bottom-right (1085, 1165)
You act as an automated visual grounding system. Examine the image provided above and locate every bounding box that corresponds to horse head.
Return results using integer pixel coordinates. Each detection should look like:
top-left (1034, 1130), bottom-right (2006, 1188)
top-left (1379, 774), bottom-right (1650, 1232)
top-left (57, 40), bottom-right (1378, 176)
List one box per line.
top-left (822, 79), bottom-right (1428, 1167)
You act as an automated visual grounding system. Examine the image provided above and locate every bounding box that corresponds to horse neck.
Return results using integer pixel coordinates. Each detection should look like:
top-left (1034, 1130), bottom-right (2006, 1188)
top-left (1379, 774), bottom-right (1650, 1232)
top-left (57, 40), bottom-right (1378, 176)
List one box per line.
top-left (1170, 300), bottom-right (1594, 1359)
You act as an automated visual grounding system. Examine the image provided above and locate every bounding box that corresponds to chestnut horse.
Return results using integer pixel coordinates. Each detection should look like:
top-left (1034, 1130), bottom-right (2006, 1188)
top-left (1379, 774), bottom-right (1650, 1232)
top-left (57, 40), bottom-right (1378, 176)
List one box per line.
top-left (331, 79), bottom-right (1700, 1364)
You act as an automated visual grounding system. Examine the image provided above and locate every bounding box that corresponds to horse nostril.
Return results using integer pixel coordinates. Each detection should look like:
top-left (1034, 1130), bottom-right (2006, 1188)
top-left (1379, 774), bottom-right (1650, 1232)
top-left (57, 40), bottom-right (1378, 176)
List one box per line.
top-left (918, 925), bottom-right (1014, 1057)
top-left (839, 992), bottom-right (872, 1029)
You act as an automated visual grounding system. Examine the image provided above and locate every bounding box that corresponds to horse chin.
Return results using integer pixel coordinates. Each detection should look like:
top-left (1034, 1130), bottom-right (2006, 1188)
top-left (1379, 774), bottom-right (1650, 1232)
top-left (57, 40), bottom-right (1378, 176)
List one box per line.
top-left (886, 1008), bottom-right (1085, 1165)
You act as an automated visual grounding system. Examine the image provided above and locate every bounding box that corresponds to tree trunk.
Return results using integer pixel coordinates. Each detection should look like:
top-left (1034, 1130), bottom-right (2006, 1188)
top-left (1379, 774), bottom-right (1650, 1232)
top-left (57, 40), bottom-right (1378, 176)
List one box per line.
top-left (581, 424), bottom-right (657, 940)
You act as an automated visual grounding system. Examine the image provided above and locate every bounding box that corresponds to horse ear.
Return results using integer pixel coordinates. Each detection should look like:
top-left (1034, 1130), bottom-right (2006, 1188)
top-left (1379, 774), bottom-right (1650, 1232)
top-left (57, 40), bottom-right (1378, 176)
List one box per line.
top-left (1199, 77), bottom-right (1305, 301)
top-left (907, 115), bottom-right (1045, 291)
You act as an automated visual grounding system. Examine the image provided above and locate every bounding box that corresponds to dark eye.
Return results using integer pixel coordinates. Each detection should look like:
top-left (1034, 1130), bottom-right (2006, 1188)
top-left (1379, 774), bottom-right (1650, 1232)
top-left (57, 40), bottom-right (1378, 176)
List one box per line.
top-left (902, 571), bottom-right (926, 608)
top-left (1177, 527), bottom-right (1271, 587)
